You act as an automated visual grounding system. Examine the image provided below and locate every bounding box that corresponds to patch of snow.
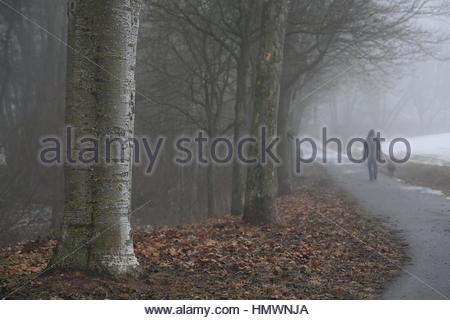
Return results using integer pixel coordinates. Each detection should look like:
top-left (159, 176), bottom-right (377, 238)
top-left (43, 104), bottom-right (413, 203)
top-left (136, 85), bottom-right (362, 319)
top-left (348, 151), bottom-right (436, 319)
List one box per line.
top-left (382, 133), bottom-right (450, 166)
top-left (401, 184), bottom-right (446, 198)
top-left (12, 205), bottom-right (52, 229)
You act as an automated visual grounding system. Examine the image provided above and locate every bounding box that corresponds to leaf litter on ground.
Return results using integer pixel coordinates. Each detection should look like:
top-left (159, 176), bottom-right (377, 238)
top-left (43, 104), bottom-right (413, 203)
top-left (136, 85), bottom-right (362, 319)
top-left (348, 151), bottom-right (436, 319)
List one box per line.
top-left (0, 165), bottom-right (407, 299)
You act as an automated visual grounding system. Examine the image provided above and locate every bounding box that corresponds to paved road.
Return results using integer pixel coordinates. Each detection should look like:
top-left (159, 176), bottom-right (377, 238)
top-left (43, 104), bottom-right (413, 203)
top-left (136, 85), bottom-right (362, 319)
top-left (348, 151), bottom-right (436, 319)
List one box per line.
top-left (325, 163), bottom-right (450, 299)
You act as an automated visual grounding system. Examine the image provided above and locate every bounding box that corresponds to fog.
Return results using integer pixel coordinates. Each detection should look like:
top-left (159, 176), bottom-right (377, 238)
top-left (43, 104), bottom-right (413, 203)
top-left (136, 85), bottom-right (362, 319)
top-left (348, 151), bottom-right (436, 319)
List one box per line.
top-left (1, 0), bottom-right (450, 302)
top-left (305, 13), bottom-right (450, 141)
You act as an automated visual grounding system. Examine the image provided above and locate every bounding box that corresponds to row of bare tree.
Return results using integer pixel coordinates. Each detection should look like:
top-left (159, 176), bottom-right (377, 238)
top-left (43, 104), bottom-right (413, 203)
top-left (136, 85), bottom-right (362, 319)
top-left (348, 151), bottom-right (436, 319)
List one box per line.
top-left (137, 0), bottom-right (443, 223)
top-left (0, 0), bottom-right (445, 274)
top-left (0, 0), bottom-right (65, 242)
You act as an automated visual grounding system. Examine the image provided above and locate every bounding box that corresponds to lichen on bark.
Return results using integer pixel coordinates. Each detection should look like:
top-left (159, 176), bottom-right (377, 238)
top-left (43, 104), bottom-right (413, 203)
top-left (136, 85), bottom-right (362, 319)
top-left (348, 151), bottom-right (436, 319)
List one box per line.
top-left (243, 0), bottom-right (289, 225)
top-left (50, 0), bottom-right (142, 277)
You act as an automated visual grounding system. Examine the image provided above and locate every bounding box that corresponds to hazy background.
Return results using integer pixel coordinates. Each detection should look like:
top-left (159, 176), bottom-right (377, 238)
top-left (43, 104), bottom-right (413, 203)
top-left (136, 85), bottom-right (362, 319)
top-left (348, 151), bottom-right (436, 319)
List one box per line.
top-left (1, 0), bottom-right (449, 244)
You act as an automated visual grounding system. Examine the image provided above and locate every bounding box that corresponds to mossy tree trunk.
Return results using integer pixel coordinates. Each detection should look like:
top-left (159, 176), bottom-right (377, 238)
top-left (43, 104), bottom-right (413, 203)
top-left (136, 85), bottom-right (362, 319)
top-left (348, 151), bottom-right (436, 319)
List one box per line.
top-left (243, 0), bottom-right (289, 225)
top-left (50, 0), bottom-right (142, 276)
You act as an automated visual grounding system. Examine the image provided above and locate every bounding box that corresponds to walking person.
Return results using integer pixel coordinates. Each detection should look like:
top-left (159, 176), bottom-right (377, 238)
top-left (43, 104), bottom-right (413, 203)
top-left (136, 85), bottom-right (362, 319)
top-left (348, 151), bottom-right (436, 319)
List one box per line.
top-left (365, 129), bottom-right (378, 181)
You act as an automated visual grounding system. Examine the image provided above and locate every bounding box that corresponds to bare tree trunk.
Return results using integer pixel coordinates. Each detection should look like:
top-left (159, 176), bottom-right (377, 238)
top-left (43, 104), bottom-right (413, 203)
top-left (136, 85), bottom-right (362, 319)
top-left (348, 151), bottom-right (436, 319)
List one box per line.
top-left (206, 162), bottom-right (215, 218)
top-left (276, 84), bottom-right (293, 195)
top-left (243, 0), bottom-right (288, 225)
top-left (51, 0), bottom-right (142, 276)
top-left (231, 39), bottom-right (250, 216)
